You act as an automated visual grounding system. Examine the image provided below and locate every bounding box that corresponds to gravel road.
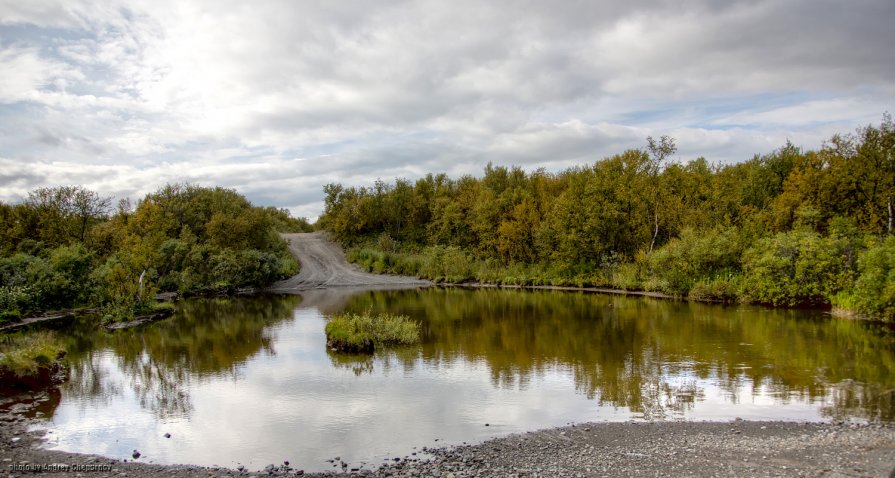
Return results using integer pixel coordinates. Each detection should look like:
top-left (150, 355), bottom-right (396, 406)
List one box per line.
top-left (268, 232), bottom-right (430, 292)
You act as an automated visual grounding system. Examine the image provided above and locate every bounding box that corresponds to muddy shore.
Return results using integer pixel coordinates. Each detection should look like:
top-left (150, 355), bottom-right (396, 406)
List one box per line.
top-left (3, 395), bottom-right (893, 478)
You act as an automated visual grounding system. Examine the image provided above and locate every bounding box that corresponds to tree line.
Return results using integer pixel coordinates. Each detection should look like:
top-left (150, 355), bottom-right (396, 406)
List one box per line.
top-left (318, 116), bottom-right (895, 321)
top-left (0, 183), bottom-right (312, 322)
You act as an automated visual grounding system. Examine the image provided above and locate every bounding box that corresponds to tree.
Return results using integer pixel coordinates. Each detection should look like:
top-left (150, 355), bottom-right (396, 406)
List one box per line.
top-left (25, 186), bottom-right (112, 246)
top-left (645, 135), bottom-right (677, 254)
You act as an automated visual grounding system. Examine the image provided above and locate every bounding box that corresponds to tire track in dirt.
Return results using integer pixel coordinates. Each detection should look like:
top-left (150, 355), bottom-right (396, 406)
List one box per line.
top-left (267, 232), bottom-right (431, 292)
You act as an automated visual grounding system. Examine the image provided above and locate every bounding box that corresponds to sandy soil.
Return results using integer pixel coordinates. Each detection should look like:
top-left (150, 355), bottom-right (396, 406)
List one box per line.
top-left (267, 232), bottom-right (430, 293)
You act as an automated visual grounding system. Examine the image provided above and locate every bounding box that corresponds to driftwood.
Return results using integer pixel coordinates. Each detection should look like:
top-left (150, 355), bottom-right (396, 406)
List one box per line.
top-left (0, 312), bottom-right (81, 332)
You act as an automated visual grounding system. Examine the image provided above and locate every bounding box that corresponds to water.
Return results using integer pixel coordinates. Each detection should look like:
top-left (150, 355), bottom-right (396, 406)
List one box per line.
top-left (26, 288), bottom-right (895, 471)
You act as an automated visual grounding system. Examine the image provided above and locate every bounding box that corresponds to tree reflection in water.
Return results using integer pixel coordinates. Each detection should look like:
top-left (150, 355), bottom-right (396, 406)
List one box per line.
top-left (45, 288), bottom-right (895, 423)
top-left (57, 295), bottom-right (300, 419)
top-left (342, 288), bottom-right (895, 421)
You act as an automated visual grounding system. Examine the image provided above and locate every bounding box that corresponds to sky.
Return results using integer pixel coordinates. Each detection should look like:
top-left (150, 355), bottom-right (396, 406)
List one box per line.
top-left (1, 0), bottom-right (893, 220)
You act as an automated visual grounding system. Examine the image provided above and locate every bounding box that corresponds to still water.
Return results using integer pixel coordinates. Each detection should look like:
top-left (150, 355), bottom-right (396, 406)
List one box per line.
top-left (34, 288), bottom-right (895, 471)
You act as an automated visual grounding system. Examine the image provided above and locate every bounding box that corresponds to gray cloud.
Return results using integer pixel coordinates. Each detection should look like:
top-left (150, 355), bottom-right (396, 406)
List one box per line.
top-left (0, 0), bottom-right (892, 219)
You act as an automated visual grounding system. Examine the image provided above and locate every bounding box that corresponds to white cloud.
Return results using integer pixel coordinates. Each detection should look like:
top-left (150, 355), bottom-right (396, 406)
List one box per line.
top-left (0, 47), bottom-right (79, 103)
top-left (714, 98), bottom-right (888, 127)
top-left (0, 0), bottom-right (893, 217)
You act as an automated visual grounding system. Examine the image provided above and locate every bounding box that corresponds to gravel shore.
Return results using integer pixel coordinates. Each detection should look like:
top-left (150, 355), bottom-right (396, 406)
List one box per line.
top-left (3, 392), bottom-right (894, 478)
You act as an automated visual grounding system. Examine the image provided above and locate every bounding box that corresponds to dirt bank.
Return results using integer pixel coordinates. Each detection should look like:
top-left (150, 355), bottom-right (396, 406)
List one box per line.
top-left (3, 398), bottom-right (894, 478)
top-left (268, 232), bottom-right (431, 293)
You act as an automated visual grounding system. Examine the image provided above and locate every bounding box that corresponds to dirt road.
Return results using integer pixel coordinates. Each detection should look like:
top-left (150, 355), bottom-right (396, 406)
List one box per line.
top-left (268, 232), bottom-right (430, 292)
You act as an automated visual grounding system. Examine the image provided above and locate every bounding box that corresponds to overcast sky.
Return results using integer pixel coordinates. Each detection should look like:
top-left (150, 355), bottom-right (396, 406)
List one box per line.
top-left (1, 0), bottom-right (893, 219)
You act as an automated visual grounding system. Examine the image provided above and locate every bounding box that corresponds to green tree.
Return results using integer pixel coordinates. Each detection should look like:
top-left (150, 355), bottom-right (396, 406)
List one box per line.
top-left (645, 135), bottom-right (677, 254)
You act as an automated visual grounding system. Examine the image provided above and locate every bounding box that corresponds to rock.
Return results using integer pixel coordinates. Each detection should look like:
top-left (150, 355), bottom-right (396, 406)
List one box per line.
top-left (132, 450), bottom-right (141, 460)
top-left (164, 433), bottom-right (171, 438)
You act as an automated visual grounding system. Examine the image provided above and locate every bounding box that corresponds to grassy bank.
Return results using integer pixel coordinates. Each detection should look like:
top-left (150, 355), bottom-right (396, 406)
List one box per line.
top-left (325, 310), bottom-right (421, 353)
top-left (0, 331), bottom-right (66, 390)
top-left (346, 232), bottom-right (895, 320)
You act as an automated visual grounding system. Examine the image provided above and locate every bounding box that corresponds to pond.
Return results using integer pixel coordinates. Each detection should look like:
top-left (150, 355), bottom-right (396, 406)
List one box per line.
top-left (25, 288), bottom-right (895, 472)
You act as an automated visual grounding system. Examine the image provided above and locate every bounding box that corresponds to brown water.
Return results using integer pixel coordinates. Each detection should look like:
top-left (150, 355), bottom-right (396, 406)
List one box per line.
top-left (32, 288), bottom-right (895, 471)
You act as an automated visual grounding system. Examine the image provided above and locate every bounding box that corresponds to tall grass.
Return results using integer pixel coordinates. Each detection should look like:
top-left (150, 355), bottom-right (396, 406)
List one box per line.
top-left (0, 331), bottom-right (65, 378)
top-left (347, 245), bottom-right (608, 287)
top-left (325, 310), bottom-right (421, 353)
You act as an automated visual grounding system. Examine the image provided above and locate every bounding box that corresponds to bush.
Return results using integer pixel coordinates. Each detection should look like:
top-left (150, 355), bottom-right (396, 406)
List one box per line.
top-left (845, 236), bottom-right (895, 321)
top-left (611, 262), bottom-right (643, 290)
top-left (741, 230), bottom-right (855, 306)
top-left (644, 227), bottom-right (744, 296)
top-left (0, 285), bottom-right (34, 318)
top-left (325, 310), bottom-right (421, 353)
top-left (0, 245), bottom-right (95, 312)
top-left (91, 254), bottom-right (160, 322)
top-left (688, 276), bottom-right (741, 303)
top-left (210, 249), bottom-right (288, 288)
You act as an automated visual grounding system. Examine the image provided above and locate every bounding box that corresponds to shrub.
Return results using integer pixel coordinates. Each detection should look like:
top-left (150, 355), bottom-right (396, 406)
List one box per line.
top-left (741, 230), bottom-right (855, 306)
top-left (688, 276), bottom-right (741, 303)
top-left (846, 237), bottom-right (895, 321)
top-left (0, 286), bottom-right (34, 318)
top-left (644, 227), bottom-right (744, 295)
top-left (611, 262), bottom-right (643, 290)
top-left (0, 245), bottom-right (95, 312)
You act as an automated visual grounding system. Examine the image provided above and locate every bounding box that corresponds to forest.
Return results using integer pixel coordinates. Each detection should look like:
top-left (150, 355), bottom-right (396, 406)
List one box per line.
top-left (318, 116), bottom-right (895, 321)
top-left (0, 183), bottom-right (311, 323)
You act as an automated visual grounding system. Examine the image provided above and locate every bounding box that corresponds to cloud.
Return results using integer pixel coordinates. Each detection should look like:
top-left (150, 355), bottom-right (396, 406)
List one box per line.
top-left (0, 0), bottom-right (893, 218)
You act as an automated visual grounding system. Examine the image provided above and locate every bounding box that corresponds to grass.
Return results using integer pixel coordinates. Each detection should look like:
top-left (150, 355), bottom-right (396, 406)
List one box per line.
top-left (0, 331), bottom-right (65, 379)
top-left (325, 310), bottom-right (421, 353)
